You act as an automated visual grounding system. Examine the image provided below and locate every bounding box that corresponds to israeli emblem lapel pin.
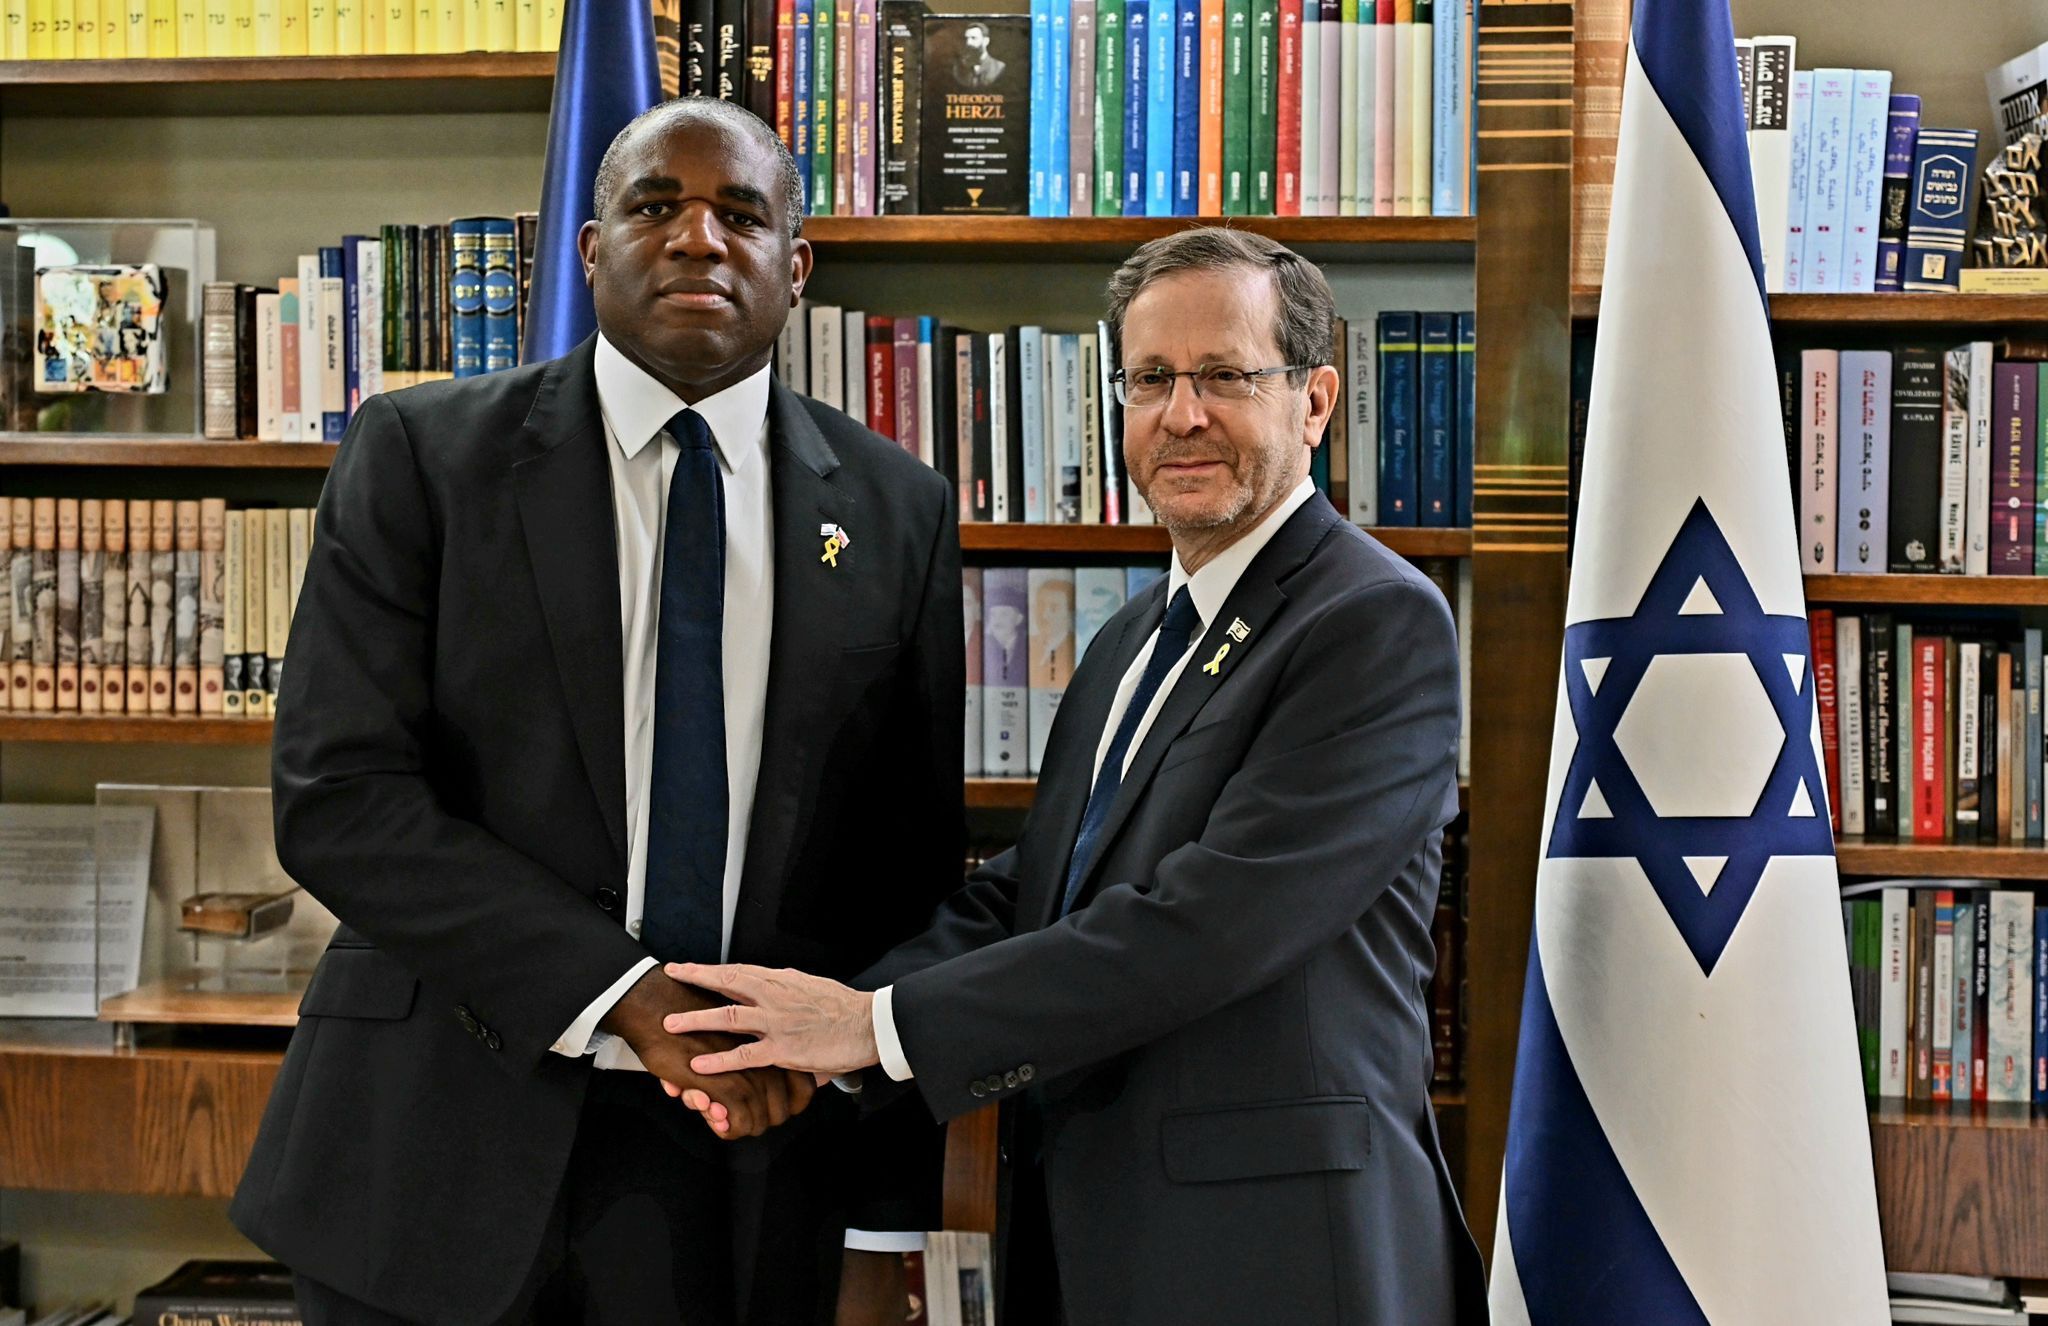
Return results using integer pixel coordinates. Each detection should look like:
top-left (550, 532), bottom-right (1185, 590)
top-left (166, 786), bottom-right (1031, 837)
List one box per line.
top-left (820, 522), bottom-right (851, 568)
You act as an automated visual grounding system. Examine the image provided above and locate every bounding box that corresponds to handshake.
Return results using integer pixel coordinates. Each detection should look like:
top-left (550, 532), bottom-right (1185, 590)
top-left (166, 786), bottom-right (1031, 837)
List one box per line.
top-left (597, 960), bottom-right (885, 1140)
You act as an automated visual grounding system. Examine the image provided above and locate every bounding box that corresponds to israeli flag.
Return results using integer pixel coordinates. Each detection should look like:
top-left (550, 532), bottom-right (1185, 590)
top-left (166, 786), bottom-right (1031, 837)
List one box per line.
top-left (1487, 0), bottom-right (1889, 1321)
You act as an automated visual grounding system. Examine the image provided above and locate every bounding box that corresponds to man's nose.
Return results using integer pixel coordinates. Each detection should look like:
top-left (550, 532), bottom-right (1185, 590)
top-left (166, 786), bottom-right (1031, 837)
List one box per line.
top-left (665, 202), bottom-right (729, 260)
top-left (1157, 375), bottom-right (1210, 435)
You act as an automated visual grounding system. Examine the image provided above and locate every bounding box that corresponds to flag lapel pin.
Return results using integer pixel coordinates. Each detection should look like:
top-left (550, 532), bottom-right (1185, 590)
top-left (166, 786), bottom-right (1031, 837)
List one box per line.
top-left (1203, 619), bottom-right (1252, 677)
top-left (820, 522), bottom-right (851, 568)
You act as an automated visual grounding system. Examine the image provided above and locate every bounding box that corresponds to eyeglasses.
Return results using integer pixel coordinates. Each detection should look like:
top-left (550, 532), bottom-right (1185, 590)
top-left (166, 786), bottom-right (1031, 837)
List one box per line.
top-left (1110, 363), bottom-right (1311, 408)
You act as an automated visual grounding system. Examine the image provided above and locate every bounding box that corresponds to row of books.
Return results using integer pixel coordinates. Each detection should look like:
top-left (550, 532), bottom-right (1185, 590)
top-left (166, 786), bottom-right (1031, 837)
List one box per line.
top-left (0, 497), bottom-right (309, 717)
top-left (1734, 38), bottom-right (1977, 293)
top-left (781, 0), bottom-right (1471, 218)
top-left (1431, 813), bottom-right (1464, 1089)
top-left (1844, 883), bottom-right (2046, 1108)
top-left (1810, 613), bottom-right (2045, 845)
top-left (774, 304), bottom-right (1476, 527)
top-left (200, 214), bottom-right (538, 441)
top-left (1787, 344), bottom-right (2048, 577)
top-left (0, 0), bottom-right (564, 59)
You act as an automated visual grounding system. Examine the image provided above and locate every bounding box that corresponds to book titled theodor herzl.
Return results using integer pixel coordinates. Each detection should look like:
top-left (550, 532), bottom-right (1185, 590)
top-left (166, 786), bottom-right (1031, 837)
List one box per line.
top-left (131, 1259), bottom-right (301, 1326)
top-left (919, 13), bottom-right (1030, 214)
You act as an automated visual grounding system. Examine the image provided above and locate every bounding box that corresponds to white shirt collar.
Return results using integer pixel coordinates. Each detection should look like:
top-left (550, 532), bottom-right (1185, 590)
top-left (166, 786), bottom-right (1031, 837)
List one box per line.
top-left (593, 332), bottom-right (771, 472)
top-left (1167, 477), bottom-right (1318, 630)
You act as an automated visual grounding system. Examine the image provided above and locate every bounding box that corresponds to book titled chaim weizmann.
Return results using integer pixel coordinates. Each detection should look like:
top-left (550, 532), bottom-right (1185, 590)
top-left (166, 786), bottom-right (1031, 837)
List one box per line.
top-left (919, 13), bottom-right (1030, 213)
top-left (131, 1259), bottom-right (301, 1326)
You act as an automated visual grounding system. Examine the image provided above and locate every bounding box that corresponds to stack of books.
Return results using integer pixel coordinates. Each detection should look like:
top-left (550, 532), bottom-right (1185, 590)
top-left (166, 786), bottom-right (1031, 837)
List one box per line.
top-left (1, 0), bottom-right (564, 59)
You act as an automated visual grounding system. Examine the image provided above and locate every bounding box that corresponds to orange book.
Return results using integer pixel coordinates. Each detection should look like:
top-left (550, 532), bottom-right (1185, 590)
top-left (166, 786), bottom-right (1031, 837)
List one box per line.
top-left (30, 498), bottom-right (55, 712)
top-left (55, 498), bottom-right (79, 712)
top-left (149, 499), bottom-right (175, 714)
top-left (198, 498), bottom-right (227, 714)
top-left (101, 499), bottom-right (127, 714)
top-left (79, 499), bottom-right (102, 714)
top-left (173, 500), bottom-right (200, 714)
top-left (1198, 0), bottom-right (1224, 215)
top-left (127, 500), bottom-right (152, 713)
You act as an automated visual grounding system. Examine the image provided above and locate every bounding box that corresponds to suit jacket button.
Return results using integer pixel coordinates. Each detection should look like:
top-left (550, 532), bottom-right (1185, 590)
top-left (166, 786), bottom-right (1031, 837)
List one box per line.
top-left (970, 1081), bottom-right (987, 1099)
top-left (455, 1005), bottom-right (478, 1030)
top-left (484, 1030), bottom-right (503, 1051)
top-left (984, 1074), bottom-right (1004, 1093)
top-left (595, 887), bottom-right (621, 913)
top-left (1004, 1070), bottom-right (1020, 1089)
top-left (1018, 1063), bottom-right (1035, 1083)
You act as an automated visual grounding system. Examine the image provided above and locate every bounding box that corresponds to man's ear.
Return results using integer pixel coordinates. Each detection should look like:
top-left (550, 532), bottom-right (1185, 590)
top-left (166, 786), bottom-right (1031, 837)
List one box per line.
top-left (1301, 364), bottom-right (1341, 449)
top-left (577, 220), bottom-right (601, 285)
top-left (789, 237), bottom-right (814, 305)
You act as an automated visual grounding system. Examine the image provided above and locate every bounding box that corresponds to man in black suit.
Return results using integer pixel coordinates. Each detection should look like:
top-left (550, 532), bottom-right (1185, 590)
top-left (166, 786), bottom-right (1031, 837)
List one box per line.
top-left (667, 228), bottom-right (1487, 1326)
top-left (230, 99), bottom-right (960, 1324)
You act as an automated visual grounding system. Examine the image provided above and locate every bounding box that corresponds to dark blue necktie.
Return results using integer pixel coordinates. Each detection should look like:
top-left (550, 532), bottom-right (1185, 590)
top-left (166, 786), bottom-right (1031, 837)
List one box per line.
top-left (641, 409), bottom-right (729, 965)
top-left (1058, 586), bottom-right (1200, 917)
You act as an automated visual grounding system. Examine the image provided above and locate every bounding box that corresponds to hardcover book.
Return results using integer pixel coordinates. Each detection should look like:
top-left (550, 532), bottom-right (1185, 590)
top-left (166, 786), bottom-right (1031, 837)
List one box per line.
top-left (1902, 127), bottom-right (1981, 292)
top-left (1874, 94), bottom-right (1920, 292)
top-left (981, 565), bottom-right (1028, 776)
top-left (919, 13), bottom-right (1031, 213)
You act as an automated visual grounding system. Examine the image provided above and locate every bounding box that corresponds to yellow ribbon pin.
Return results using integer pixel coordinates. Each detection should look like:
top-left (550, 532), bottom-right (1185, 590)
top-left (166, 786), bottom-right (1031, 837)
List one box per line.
top-left (821, 534), bottom-right (842, 567)
top-left (1201, 642), bottom-right (1231, 676)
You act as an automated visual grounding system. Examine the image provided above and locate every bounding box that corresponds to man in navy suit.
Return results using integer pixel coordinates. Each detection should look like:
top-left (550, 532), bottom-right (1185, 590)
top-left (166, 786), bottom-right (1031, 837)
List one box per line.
top-left (667, 227), bottom-right (1487, 1326)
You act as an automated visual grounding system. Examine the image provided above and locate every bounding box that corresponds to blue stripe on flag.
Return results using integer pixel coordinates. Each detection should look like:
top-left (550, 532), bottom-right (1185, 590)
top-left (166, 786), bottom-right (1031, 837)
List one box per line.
top-left (1630, 0), bottom-right (1764, 299)
top-left (1504, 931), bottom-right (1710, 1326)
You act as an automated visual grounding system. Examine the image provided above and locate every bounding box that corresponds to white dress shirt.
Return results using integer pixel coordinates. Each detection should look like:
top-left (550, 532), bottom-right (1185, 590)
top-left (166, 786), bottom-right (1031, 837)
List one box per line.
top-left (871, 477), bottom-right (1318, 1081)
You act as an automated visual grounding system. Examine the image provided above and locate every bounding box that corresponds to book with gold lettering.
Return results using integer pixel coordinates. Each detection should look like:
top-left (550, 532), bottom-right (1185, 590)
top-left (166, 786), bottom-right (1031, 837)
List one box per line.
top-left (132, 1259), bottom-right (301, 1326)
top-left (101, 497), bottom-right (127, 713)
top-left (242, 506), bottom-right (267, 717)
top-left (266, 506), bottom-right (289, 716)
top-left (920, 13), bottom-right (1030, 213)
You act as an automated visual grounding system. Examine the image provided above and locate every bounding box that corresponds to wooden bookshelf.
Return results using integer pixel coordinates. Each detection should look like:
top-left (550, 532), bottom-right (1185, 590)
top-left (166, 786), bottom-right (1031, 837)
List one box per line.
top-left (801, 215), bottom-right (1476, 262)
top-left (1804, 573), bottom-right (2048, 607)
top-left (1572, 289), bottom-right (2048, 326)
top-left (971, 777), bottom-right (1471, 811)
top-left (0, 438), bottom-right (339, 468)
top-left (1871, 1102), bottom-right (2048, 1278)
top-left (0, 53), bottom-right (557, 116)
top-left (958, 524), bottom-right (1474, 558)
top-left (0, 715), bottom-right (272, 745)
top-left (1835, 838), bottom-right (2048, 880)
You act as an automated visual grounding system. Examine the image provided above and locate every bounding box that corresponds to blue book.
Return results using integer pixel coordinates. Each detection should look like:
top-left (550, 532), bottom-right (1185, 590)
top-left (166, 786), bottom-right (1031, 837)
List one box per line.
top-left (1074, 566), bottom-right (1127, 661)
top-left (1171, 0), bottom-right (1199, 215)
top-left (1016, 326), bottom-right (1047, 521)
top-left (341, 234), bottom-right (365, 416)
top-left (480, 218), bottom-right (519, 373)
top-left (794, 0), bottom-right (814, 200)
top-left (1146, 0), bottom-right (1175, 215)
top-left (1454, 312), bottom-right (1475, 527)
top-left (1050, 0), bottom-right (1072, 214)
top-left (449, 219), bottom-right (486, 380)
top-left (1031, 0), bottom-right (1053, 215)
top-left (1836, 350), bottom-right (1892, 573)
top-left (1123, 1), bottom-right (1149, 213)
top-left (1376, 311), bottom-right (1419, 527)
top-left (1842, 69), bottom-right (1893, 293)
top-left (1798, 69), bottom-right (1854, 293)
top-left (1428, 0), bottom-right (1467, 215)
top-left (1417, 312), bottom-right (1455, 527)
top-left (1126, 563), bottom-right (1164, 598)
top-left (1902, 127), bottom-right (1980, 292)
top-left (1875, 95), bottom-right (1921, 293)
top-left (1784, 71), bottom-right (1814, 291)
top-left (2036, 908), bottom-right (2048, 1109)
top-left (318, 246), bottom-right (346, 440)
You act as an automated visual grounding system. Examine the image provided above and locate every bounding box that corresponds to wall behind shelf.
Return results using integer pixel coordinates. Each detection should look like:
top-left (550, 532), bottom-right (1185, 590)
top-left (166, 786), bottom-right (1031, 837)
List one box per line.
top-left (0, 1191), bottom-right (257, 1314)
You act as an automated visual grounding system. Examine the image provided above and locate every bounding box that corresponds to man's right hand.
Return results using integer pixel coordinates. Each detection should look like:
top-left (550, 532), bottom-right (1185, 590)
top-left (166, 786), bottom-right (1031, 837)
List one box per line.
top-left (598, 967), bottom-right (815, 1139)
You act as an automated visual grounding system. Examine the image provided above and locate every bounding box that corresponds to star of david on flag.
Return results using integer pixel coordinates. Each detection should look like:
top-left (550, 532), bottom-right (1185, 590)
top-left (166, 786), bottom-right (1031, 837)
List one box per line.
top-left (1487, 0), bottom-right (1888, 1321)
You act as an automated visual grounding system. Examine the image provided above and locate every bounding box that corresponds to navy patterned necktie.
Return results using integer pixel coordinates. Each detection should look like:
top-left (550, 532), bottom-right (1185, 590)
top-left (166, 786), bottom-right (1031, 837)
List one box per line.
top-left (1058, 586), bottom-right (1201, 917)
top-left (640, 409), bottom-right (729, 965)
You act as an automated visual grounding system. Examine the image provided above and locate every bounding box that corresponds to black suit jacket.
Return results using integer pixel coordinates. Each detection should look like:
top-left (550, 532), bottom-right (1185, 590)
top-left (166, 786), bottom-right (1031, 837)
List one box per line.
top-left (230, 336), bottom-right (962, 1324)
top-left (861, 496), bottom-right (1487, 1326)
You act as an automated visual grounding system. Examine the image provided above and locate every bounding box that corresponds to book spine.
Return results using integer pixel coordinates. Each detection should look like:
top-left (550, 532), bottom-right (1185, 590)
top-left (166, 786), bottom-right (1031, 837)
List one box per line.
top-left (1973, 897), bottom-right (1991, 1096)
top-left (1055, 334), bottom-right (1082, 521)
top-left (775, 0), bottom-right (795, 149)
top-left (124, 500), bottom-right (150, 712)
top-left (2038, 364), bottom-right (2048, 576)
top-left (1372, 0), bottom-right (1392, 213)
top-left (1297, 0), bottom-right (1317, 213)
top-left (1417, 311), bottom-right (1454, 526)
top-left (1404, 0), bottom-right (1426, 214)
top-left (1094, 321), bottom-right (1126, 523)
top-left (1957, 640), bottom-right (1981, 841)
top-left (1839, 616), bottom-right (1865, 837)
top-left (1095, 0), bottom-right (1124, 215)
top-left (256, 292), bottom-right (283, 441)
top-left (289, 507), bottom-right (310, 620)
top-left (1903, 128), bottom-right (1980, 292)
top-left (1348, 320), bottom-right (1376, 522)
top-left (1222, 0), bottom-right (1249, 214)
top-left (53, 499), bottom-right (77, 712)
top-left (865, 316), bottom-right (892, 437)
top-left (242, 508), bottom-right (266, 715)
top-left (482, 219), bottom-right (518, 373)
top-left (1913, 891), bottom-right (1933, 1097)
top-left (1455, 310), bottom-right (1474, 527)
top-left (266, 508), bottom-right (289, 714)
top-left (982, 566), bottom-right (1028, 774)
top-left (1798, 69), bottom-right (1852, 294)
top-left (147, 499), bottom-right (173, 714)
top-left (2030, 628), bottom-right (2045, 842)
top-left (1050, 0), bottom-right (1071, 214)
top-left (987, 333), bottom-right (1010, 521)
top-left (2037, 908), bottom-right (2048, 1108)
top-left (1031, 0), bottom-right (1052, 214)
top-left (1783, 70), bottom-right (1813, 291)
top-left (831, 0), bottom-right (851, 213)
top-left (1070, 0), bottom-right (1094, 214)
top-left (172, 500), bottom-right (199, 714)
top-left (1249, 0), bottom-right (1276, 214)
top-left (1025, 567), bottom-right (1074, 774)
top-left (1328, 0), bottom-right (1348, 214)
top-left (793, 0), bottom-right (812, 201)
top-left (4, 500), bottom-right (25, 710)
top-left (223, 505), bottom-right (244, 718)
top-left (1799, 348), bottom-right (1837, 573)
top-left (198, 498), bottom-right (225, 713)
top-left (202, 282), bottom-right (238, 439)
top-left (1932, 888), bottom-right (1956, 1101)
top-left (295, 255), bottom-right (320, 439)
top-left (961, 332), bottom-right (986, 519)
top-left (1840, 69), bottom-right (1891, 294)
top-left (450, 222), bottom-right (483, 379)
top-left (1123, 1), bottom-right (1147, 214)
top-left (1743, 38), bottom-right (1793, 290)
top-left (1914, 636), bottom-right (1943, 840)
top-left (1813, 609), bottom-right (1840, 832)
top-left (809, 0), bottom-right (831, 211)
top-left (1988, 890), bottom-right (2033, 1102)
top-left (714, 0), bottom-right (742, 101)
top-left (850, 0), bottom-right (876, 215)
top-left (1198, 0), bottom-right (1223, 215)
top-left (1390, 0), bottom-right (1411, 214)
top-left (1995, 362), bottom-right (2039, 574)
top-left (1865, 610), bottom-right (1894, 838)
top-left (963, 565), bottom-right (983, 774)
top-left (1336, 0), bottom-right (1356, 213)
top-left (1967, 341), bottom-right (1994, 576)
top-left (1835, 350), bottom-right (1889, 573)
top-left (1377, 311), bottom-right (1418, 525)
top-left (1146, 0), bottom-right (1173, 215)
top-left (1275, 0), bottom-right (1298, 215)
top-left (1888, 346), bottom-right (1942, 571)
top-left (1954, 897), bottom-right (1976, 1103)
top-left (98, 502), bottom-right (126, 714)
top-left (1078, 330), bottom-right (1103, 523)
top-left (1171, 0), bottom-right (1198, 214)
top-left (1939, 345), bottom-right (1970, 573)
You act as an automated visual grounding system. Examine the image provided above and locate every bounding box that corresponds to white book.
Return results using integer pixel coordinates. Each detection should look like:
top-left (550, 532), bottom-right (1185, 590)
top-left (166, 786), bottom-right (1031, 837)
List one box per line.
top-left (777, 302), bottom-right (807, 393)
top-left (1798, 69), bottom-right (1854, 293)
top-left (1353, 14), bottom-right (1374, 215)
top-left (915, 333), bottom-right (936, 468)
top-left (1391, 5), bottom-right (1412, 215)
top-left (810, 303), bottom-right (843, 412)
top-left (1842, 68), bottom-right (1892, 293)
top-left (1747, 36), bottom-right (1796, 293)
top-left (1408, 4), bottom-right (1430, 217)
top-left (1835, 349), bottom-right (1891, 573)
top-left (317, 275), bottom-right (345, 438)
top-left (1799, 348), bottom-right (1837, 572)
top-left (989, 333), bottom-right (1012, 522)
top-left (1319, 0), bottom-right (1340, 215)
top-left (1074, 564), bottom-right (1125, 659)
top-left (1337, 2), bottom-right (1358, 214)
top-left (1300, 13), bottom-right (1321, 214)
top-left (1958, 642), bottom-right (1981, 833)
top-left (1966, 340), bottom-right (1993, 576)
top-left (1940, 345), bottom-right (1972, 572)
top-left (1840, 616), bottom-right (1866, 836)
top-left (981, 566), bottom-right (1028, 775)
top-left (1348, 320), bottom-right (1377, 523)
top-left (1018, 326), bottom-right (1047, 521)
top-left (1987, 889), bottom-right (2034, 1102)
top-left (924, 1230), bottom-right (962, 1326)
top-left (1373, 9), bottom-right (1395, 214)
top-left (1783, 71), bottom-right (1815, 291)
top-left (359, 239), bottom-right (383, 400)
top-left (295, 254), bottom-right (323, 440)
top-left (1054, 334), bottom-right (1083, 523)
top-left (843, 309), bottom-right (867, 425)
top-left (1879, 886), bottom-right (1909, 1098)
top-left (1026, 566), bottom-right (1074, 775)
top-left (1078, 331), bottom-right (1103, 524)
top-left (255, 293), bottom-right (284, 443)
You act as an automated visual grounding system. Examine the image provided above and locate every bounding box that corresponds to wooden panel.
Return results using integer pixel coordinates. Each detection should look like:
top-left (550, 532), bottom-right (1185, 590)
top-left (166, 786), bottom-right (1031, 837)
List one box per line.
top-left (1836, 839), bottom-right (2048, 880)
top-left (98, 985), bottom-right (301, 1028)
top-left (1573, 290), bottom-right (2048, 326)
top-left (0, 54), bottom-right (554, 115)
top-left (1804, 574), bottom-right (2048, 607)
top-left (0, 1034), bottom-right (279, 1198)
top-left (1571, 0), bottom-right (1629, 294)
top-left (0, 716), bottom-right (272, 745)
top-left (1872, 1104), bottom-right (2048, 1278)
top-left (0, 439), bottom-right (338, 469)
top-left (958, 524), bottom-right (1472, 557)
top-left (802, 216), bottom-right (1475, 262)
top-left (940, 1108), bottom-right (1000, 1234)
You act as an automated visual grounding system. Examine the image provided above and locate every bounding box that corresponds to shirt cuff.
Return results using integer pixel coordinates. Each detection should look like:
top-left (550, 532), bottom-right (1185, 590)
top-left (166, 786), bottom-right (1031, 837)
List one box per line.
top-left (873, 984), bottom-right (914, 1082)
top-left (843, 1229), bottom-right (928, 1253)
top-left (551, 956), bottom-right (658, 1058)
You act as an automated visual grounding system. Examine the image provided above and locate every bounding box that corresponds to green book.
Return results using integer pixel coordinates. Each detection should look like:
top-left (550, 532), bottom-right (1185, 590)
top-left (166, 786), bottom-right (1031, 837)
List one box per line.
top-left (1221, 0), bottom-right (1251, 214)
top-left (811, 0), bottom-right (834, 215)
top-left (1248, 0), bottom-right (1277, 214)
top-left (380, 223), bottom-right (403, 375)
top-left (1094, 0), bottom-right (1125, 215)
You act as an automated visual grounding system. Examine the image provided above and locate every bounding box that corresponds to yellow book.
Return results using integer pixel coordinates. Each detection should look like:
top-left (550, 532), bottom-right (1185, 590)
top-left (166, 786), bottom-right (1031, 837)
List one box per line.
top-left (278, 0), bottom-right (303, 49)
top-left (202, 0), bottom-right (227, 52)
top-left (361, 0), bottom-right (380, 52)
top-left (26, 0), bottom-right (49, 56)
top-left (538, 0), bottom-right (555, 48)
top-left (331, 0), bottom-right (357, 51)
top-left (5, 0), bottom-right (29, 60)
top-left (122, 0), bottom-right (147, 54)
top-left (431, 0), bottom-right (454, 50)
top-left (73, 0), bottom-right (96, 56)
top-left (263, 508), bottom-right (287, 718)
top-left (145, 0), bottom-right (170, 52)
top-left (481, 0), bottom-right (505, 48)
top-left (251, 0), bottom-right (275, 51)
top-left (303, 0), bottom-right (329, 51)
top-left (240, 508), bottom-right (265, 717)
top-left (409, 0), bottom-right (427, 49)
top-left (175, 0), bottom-right (200, 54)
top-left (460, 0), bottom-right (477, 49)
top-left (381, 0), bottom-right (407, 51)
top-left (50, 0), bottom-right (73, 57)
top-left (511, 0), bottom-right (530, 48)
top-left (229, 0), bottom-right (251, 51)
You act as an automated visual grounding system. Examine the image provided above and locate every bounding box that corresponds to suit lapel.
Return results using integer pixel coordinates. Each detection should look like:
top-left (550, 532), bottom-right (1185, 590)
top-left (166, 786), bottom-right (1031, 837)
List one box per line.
top-left (731, 382), bottom-right (854, 949)
top-left (1062, 497), bottom-right (1344, 912)
top-left (510, 336), bottom-right (629, 868)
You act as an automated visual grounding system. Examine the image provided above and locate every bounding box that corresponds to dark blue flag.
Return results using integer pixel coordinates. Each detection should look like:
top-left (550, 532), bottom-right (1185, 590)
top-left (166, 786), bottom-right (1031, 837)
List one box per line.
top-left (524, 0), bottom-right (663, 363)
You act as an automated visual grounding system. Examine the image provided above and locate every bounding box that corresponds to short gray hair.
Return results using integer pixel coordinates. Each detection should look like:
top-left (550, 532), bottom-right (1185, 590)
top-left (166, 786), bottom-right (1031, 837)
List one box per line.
top-left (1104, 227), bottom-right (1335, 382)
top-left (591, 97), bottom-right (806, 239)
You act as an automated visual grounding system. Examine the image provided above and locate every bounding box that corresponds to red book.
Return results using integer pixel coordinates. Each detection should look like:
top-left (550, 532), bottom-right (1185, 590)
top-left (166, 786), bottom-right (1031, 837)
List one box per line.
top-left (775, 0), bottom-right (797, 149)
top-left (1914, 636), bottom-right (1947, 841)
top-left (1276, 0), bottom-right (1301, 216)
top-left (892, 317), bottom-right (920, 459)
top-left (1811, 610), bottom-right (1840, 833)
top-left (866, 316), bottom-right (894, 439)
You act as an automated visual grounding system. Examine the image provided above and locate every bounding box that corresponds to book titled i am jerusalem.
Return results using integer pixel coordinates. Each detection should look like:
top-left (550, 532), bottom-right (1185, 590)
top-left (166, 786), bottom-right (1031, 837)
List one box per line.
top-left (920, 13), bottom-right (1031, 213)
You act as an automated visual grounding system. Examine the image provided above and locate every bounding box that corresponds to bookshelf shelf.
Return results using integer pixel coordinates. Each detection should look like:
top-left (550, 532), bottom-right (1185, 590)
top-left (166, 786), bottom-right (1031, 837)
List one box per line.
top-left (1835, 838), bottom-right (2048, 880)
top-left (801, 215), bottom-right (1475, 262)
top-left (1871, 1102), bottom-right (2048, 1278)
top-left (1803, 574), bottom-right (2048, 606)
top-left (0, 52), bottom-right (558, 116)
top-left (0, 438), bottom-right (339, 468)
top-left (0, 715), bottom-right (272, 744)
top-left (957, 524), bottom-right (1473, 558)
top-left (970, 777), bottom-right (1470, 810)
top-left (1572, 289), bottom-right (2048, 326)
